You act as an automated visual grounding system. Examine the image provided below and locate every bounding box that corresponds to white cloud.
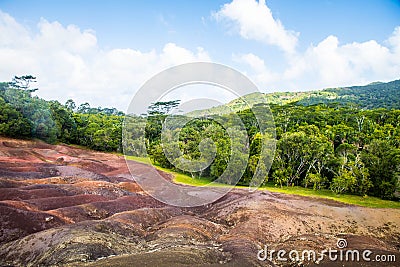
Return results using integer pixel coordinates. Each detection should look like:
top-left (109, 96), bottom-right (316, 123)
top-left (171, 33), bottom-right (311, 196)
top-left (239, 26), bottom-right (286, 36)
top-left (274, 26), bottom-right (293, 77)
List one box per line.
top-left (214, 0), bottom-right (298, 53)
top-left (1, 6), bottom-right (399, 110)
top-left (285, 28), bottom-right (400, 89)
top-left (233, 53), bottom-right (278, 86)
top-left (216, 1), bottom-right (400, 91)
top-left (387, 26), bottom-right (400, 55)
top-left (236, 27), bottom-right (400, 91)
top-left (0, 11), bottom-right (30, 47)
top-left (0, 11), bottom-right (210, 111)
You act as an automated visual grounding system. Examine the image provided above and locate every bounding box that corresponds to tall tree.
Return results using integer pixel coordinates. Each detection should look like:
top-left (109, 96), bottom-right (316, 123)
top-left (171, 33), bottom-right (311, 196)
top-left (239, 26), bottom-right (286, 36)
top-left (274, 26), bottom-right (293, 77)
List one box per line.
top-left (362, 140), bottom-right (400, 199)
top-left (9, 75), bottom-right (38, 92)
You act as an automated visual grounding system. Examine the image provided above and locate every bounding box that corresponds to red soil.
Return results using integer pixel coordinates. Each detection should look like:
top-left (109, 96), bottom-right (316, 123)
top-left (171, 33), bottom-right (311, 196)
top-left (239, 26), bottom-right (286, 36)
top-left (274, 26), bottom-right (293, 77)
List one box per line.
top-left (0, 137), bottom-right (398, 267)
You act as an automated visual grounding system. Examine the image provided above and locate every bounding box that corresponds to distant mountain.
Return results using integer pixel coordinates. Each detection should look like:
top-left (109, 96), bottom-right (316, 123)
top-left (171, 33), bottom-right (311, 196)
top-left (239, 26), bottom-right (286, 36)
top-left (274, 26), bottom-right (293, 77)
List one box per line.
top-left (190, 79), bottom-right (400, 116)
top-left (297, 79), bottom-right (400, 109)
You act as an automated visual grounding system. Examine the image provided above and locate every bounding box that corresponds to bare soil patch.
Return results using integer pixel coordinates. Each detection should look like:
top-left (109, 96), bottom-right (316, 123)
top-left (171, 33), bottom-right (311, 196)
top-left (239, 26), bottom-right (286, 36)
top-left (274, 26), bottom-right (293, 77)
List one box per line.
top-left (0, 137), bottom-right (398, 266)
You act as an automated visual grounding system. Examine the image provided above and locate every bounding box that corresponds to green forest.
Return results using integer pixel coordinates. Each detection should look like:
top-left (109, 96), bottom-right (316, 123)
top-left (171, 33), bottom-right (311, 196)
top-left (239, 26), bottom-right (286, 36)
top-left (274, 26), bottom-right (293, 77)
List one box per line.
top-left (1, 76), bottom-right (399, 200)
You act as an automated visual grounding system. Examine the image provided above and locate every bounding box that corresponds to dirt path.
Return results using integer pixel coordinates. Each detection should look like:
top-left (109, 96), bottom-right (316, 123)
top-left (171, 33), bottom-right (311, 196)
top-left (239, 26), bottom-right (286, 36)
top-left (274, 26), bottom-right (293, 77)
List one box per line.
top-left (0, 137), bottom-right (398, 266)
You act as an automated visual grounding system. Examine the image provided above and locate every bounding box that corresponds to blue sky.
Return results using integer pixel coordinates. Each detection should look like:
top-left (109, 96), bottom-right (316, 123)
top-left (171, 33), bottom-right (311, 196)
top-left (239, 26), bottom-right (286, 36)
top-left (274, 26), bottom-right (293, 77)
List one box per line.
top-left (0, 0), bottom-right (399, 110)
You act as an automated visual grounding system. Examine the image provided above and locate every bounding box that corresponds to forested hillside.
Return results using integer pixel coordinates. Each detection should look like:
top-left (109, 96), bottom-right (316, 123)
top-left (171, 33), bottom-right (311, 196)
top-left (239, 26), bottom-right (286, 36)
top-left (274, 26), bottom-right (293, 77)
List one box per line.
top-left (191, 79), bottom-right (400, 116)
top-left (1, 76), bottom-right (399, 200)
top-left (129, 101), bottom-right (400, 200)
top-left (298, 79), bottom-right (400, 108)
top-left (0, 77), bottom-right (123, 150)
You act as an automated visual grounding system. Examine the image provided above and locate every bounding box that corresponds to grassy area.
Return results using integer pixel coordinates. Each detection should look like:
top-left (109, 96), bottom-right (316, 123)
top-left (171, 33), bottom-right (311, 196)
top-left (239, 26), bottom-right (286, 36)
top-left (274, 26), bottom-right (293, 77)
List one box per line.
top-left (125, 155), bottom-right (213, 186)
top-left (125, 155), bottom-right (152, 164)
top-left (125, 156), bottom-right (400, 209)
top-left (260, 183), bottom-right (400, 209)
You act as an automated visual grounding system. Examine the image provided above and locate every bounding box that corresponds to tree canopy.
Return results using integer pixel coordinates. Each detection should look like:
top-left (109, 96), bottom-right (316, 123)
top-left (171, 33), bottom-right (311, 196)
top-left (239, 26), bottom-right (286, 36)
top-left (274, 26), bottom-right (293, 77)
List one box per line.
top-left (1, 76), bottom-right (399, 200)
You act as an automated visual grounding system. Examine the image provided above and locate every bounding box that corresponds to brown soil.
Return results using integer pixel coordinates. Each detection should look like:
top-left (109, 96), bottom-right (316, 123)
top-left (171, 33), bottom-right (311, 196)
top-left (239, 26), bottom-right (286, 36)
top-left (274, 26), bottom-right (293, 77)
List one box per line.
top-left (0, 137), bottom-right (399, 266)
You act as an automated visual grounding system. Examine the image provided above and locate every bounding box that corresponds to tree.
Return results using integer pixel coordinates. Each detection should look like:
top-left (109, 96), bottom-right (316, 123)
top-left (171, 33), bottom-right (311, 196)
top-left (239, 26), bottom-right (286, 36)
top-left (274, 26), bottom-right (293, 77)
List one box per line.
top-left (272, 126), bottom-right (333, 186)
top-left (362, 140), bottom-right (400, 199)
top-left (330, 123), bottom-right (356, 149)
top-left (65, 99), bottom-right (76, 111)
top-left (148, 142), bottom-right (173, 168)
top-left (333, 144), bottom-right (371, 195)
top-left (147, 100), bottom-right (180, 116)
top-left (304, 173), bottom-right (325, 190)
top-left (9, 75), bottom-right (38, 92)
top-left (123, 115), bottom-right (147, 157)
top-left (351, 161), bottom-right (371, 196)
top-left (272, 169), bottom-right (289, 188)
top-left (77, 102), bottom-right (91, 114)
top-left (144, 101), bottom-right (181, 156)
top-left (49, 101), bottom-right (77, 143)
top-left (331, 169), bottom-right (357, 194)
top-left (0, 97), bottom-right (31, 137)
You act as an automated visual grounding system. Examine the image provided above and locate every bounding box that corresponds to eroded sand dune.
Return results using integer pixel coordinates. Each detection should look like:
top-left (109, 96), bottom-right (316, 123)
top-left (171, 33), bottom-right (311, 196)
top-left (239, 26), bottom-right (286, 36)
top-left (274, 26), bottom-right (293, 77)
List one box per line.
top-left (0, 137), bottom-right (399, 266)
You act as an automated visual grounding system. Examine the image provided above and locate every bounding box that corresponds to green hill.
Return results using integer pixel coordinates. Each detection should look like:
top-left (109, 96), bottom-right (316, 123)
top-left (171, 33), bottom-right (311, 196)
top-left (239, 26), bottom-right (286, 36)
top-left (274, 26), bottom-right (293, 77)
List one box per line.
top-left (298, 79), bottom-right (400, 109)
top-left (190, 79), bottom-right (400, 116)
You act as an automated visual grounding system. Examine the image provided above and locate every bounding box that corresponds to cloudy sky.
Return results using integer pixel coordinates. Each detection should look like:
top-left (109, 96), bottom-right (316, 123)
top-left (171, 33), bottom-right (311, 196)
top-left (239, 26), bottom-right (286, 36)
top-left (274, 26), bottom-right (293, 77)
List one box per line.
top-left (0, 0), bottom-right (399, 111)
